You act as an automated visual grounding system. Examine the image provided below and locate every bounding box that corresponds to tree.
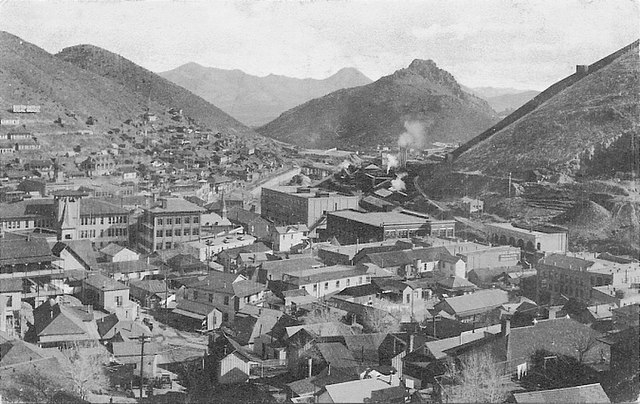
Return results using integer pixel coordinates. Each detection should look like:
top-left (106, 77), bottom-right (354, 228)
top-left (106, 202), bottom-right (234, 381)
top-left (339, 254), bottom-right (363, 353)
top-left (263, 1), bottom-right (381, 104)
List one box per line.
top-left (363, 308), bottom-right (400, 334)
top-left (62, 345), bottom-right (110, 400)
top-left (442, 349), bottom-right (510, 403)
top-left (0, 366), bottom-right (76, 403)
top-left (520, 349), bottom-right (599, 391)
top-left (571, 332), bottom-right (598, 363)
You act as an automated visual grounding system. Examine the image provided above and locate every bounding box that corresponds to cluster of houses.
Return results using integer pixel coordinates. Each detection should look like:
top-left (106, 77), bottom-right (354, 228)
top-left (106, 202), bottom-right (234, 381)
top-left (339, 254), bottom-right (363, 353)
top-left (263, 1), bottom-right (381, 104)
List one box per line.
top-left (0, 143), bottom-right (638, 402)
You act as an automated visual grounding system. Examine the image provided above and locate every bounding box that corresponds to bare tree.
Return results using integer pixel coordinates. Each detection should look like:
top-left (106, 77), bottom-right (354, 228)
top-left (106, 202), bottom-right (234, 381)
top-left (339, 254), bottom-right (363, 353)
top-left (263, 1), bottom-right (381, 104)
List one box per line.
top-left (571, 332), bottom-right (598, 363)
top-left (443, 349), bottom-right (510, 403)
top-left (363, 307), bottom-right (400, 334)
top-left (62, 345), bottom-right (110, 400)
top-left (0, 366), bottom-right (74, 403)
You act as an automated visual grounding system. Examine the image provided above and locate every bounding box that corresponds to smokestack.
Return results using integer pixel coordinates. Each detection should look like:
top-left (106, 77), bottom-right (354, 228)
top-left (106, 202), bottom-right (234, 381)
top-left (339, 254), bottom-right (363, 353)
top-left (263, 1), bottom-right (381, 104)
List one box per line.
top-left (501, 316), bottom-right (511, 338)
top-left (409, 334), bottom-right (415, 352)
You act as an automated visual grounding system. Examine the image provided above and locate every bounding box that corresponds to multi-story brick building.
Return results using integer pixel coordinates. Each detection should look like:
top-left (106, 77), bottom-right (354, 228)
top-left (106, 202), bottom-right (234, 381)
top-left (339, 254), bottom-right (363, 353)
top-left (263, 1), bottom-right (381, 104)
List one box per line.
top-left (326, 209), bottom-right (455, 245)
top-left (261, 186), bottom-right (360, 237)
top-left (537, 253), bottom-right (640, 303)
top-left (137, 198), bottom-right (204, 253)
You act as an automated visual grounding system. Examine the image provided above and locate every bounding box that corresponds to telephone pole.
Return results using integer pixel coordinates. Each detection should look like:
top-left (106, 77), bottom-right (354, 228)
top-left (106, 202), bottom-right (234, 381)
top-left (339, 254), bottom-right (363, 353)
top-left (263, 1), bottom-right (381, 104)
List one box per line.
top-left (136, 334), bottom-right (151, 398)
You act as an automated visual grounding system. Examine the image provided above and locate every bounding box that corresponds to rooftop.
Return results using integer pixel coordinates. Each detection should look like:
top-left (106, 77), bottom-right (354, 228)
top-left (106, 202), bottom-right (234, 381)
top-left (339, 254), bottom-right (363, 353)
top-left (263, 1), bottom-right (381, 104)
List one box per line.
top-left (80, 198), bottom-right (128, 216)
top-left (284, 265), bottom-right (367, 286)
top-left (486, 222), bottom-right (566, 236)
top-left (513, 383), bottom-right (610, 403)
top-left (147, 198), bottom-right (205, 214)
top-left (329, 209), bottom-right (431, 227)
top-left (84, 273), bottom-right (128, 291)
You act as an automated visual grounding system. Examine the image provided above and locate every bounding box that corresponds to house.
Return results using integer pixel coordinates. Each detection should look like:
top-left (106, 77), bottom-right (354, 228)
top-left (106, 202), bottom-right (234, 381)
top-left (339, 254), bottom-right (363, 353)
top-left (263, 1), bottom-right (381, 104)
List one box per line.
top-left (182, 234), bottom-right (256, 262)
top-left (95, 260), bottom-right (161, 283)
top-left (513, 383), bottom-right (610, 403)
top-left (216, 242), bottom-right (272, 272)
top-left (258, 256), bottom-right (324, 283)
top-left (271, 224), bottom-right (309, 253)
top-left (30, 300), bottom-right (100, 348)
top-left (316, 378), bottom-right (407, 403)
top-left (0, 279), bottom-right (22, 337)
top-left (282, 265), bottom-right (371, 299)
top-left (507, 317), bottom-right (610, 374)
top-left (110, 340), bottom-right (160, 378)
top-left (436, 275), bottom-right (478, 296)
top-left (335, 283), bottom-right (382, 305)
top-left (172, 299), bottom-right (223, 331)
top-left (227, 207), bottom-right (272, 240)
top-left (598, 326), bottom-right (639, 380)
top-left (52, 240), bottom-right (98, 271)
top-left (433, 289), bottom-right (508, 323)
top-left (343, 333), bottom-right (407, 377)
top-left (79, 155), bottom-right (116, 176)
top-left (83, 273), bottom-right (137, 320)
top-left (129, 279), bottom-right (173, 309)
top-left (209, 332), bottom-right (261, 384)
top-left (121, 166), bottom-right (138, 181)
top-left (100, 243), bottom-right (139, 263)
top-left (96, 313), bottom-right (150, 342)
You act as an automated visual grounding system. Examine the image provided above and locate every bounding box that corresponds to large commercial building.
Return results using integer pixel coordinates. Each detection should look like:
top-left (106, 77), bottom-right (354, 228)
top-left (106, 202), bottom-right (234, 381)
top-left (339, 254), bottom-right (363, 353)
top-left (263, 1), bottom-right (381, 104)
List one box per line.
top-left (261, 186), bottom-right (360, 237)
top-left (137, 198), bottom-right (204, 253)
top-left (326, 209), bottom-right (455, 245)
top-left (536, 253), bottom-right (640, 303)
top-left (485, 222), bottom-right (568, 254)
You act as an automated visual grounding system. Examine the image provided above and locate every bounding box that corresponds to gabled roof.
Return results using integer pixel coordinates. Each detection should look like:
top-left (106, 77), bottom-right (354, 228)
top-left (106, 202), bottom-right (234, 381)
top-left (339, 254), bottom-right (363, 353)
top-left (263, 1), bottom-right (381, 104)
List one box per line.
top-left (129, 279), bottom-right (170, 295)
top-left (437, 275), bottom-right (478, 290)
top-left (321, 378), bottom-right (395, 403)
top-left (274, 224), bottom-right (309, 234)
top-left (95, 260), bottom-right (159, 275)
top-left (343, 333), bottom-right (389, 363)
top-left (173, 299), bottom-right (222, 319)
top-left (439, 289), bottom-right (508, 317)
top-left (33, 301), bottom-right (94, 339)
top-left (316, 342), bottom-right (358, 368)
top-left (100, 243), bottom-right (129, 257)
top-left (285, 322), bottom-right (356, 339)
top-left (336, 283), bottom-right (381, 298)
top-left (84, 273), bottom-right (128, 291)
top-left (232, 279), bottom-right (265, 298)
top-left (513, 383), bottom-right (610, 403)
top-left (508, 317), bottom-right (609, 365)
top-left (52, 240), bottom-right (99, 268)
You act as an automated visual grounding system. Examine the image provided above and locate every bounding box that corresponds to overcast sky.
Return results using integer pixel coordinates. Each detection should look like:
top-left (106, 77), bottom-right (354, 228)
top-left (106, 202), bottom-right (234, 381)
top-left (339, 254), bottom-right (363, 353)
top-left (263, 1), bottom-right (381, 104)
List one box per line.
top-left (0, 0), bottom-right (637, 90)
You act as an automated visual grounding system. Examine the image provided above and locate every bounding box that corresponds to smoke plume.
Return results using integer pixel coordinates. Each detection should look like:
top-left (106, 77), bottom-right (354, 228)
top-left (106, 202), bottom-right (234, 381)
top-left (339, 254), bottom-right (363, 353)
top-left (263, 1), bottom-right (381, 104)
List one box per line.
top-left (338, 160), bottom-right (351, 170)
top-left (386, 154), bottom-right (399, 174)
top-left (390, 172), bottom-right (408, 192)
top-left (398, 120), bottom-right (430, 149)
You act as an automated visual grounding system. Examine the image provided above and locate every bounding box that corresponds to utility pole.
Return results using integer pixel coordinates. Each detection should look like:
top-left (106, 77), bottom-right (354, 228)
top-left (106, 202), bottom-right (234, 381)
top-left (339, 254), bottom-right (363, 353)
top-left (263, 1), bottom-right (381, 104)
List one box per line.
top-left (136, 334), bottom-right (151, 399)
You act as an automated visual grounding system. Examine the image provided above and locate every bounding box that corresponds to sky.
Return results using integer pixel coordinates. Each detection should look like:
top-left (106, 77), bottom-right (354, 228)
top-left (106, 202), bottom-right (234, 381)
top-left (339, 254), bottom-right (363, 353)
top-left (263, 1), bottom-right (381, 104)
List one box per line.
top-left (0, 0), bottom-right (638, 90)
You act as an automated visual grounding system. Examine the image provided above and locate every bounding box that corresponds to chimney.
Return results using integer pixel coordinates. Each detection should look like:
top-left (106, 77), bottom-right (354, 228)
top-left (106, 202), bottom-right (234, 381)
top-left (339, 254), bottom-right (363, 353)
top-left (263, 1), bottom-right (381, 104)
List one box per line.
top-left (501, 316), bottom-right (511, 338)
top-left (409, 334), bottom-right (415, 352)
top-left (327, 362), bottom-right (331, 376)
top-left (308, 357), bottom-right (313, 379)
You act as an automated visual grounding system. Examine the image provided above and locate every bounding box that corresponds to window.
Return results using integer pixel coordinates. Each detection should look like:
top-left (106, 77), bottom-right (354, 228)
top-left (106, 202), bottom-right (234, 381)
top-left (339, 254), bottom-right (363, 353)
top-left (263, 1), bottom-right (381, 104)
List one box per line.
top-left (115, 295), bottom-right (123, 307)
top-left (157, 218), bottom-right (163, 225)
top-left (358, 277), bottom-right (363, 285)
top-left (324, 282), bottom-right (329, 290)
top-left (208, 294), bottom-right (213, 303)
top-left (222, 312), bottom-right (229, 322)
top-left (175, 229), bottom-right (181, 237)
top-left (224, 296), bottom-right (230, 305)
top-left (193, 291), bottom-right (199, 300)
top-left (313, 284), bottom-right (318, 292)
top-left (156, 243), bottom-right (162, 250)
top-left (184, 217), bottom-right (191, 224)
top-left (165, 242), bottom-right (172, 249)
top-left (165, 229), bottom-right (173, 237)
top-left (335, 280), bottom-right (340, 288)
top-left (184, 228), bottom-right (190, 236)
top-left (166, 218), bottom-right (173, 225)
top-left (193, 216), bottom-right (200, 224)
top-left (175, 217), bottom-right (181, 225)
top-left (193, 228), bottom-right (200, 235)
top-left (6, 296), bottom-right (12, 307)
top-left (346, 279), bottom-right (350, 287)
top-left (406, 294), bottom-right (411, 304)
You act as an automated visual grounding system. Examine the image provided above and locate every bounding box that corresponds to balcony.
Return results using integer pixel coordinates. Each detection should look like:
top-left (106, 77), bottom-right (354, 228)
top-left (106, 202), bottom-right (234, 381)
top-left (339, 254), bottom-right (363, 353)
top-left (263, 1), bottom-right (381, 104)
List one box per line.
top-left (0, 264), bottom-right (64, 279)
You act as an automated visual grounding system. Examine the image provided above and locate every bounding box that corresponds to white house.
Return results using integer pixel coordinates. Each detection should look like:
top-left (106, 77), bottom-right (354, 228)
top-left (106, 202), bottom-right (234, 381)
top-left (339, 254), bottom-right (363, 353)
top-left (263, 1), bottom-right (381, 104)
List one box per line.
top-left (271, 224), bottom-right (309, 253)
top-left (100, 244), bottom-right (140, 263)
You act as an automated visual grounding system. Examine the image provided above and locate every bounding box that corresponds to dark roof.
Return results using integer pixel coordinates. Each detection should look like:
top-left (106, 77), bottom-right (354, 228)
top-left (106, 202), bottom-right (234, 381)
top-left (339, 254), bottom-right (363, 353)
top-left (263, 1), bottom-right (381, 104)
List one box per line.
top-left (539, 253), bottom-right (595, 270)
top-left (336, 283), bottom-right (381, 298)
top-left (316, 342), bottom-right (359, 368)
top-left (33, 301), bottom-right (92, 338)
top-left (218, 242), bottom-right (272, 258)
top-left (189, 272), bottom-right (238, 294)
top-left (373, 278), bottom-right (409, 293)
top-left (0, 236), bottom-right (57, 266)
top-left (0, 278), bottom-right (22, 292)
top-left (232, 279), bottom-right (265, 298)
top-left (79, 198), bottom-right (128, 216)
top-left (129, 279), bottom-right (169, 295)
top-left (54, 240), bottom-right (98, 267)
top-left (508, 318), bottom-right (609, 365)
top-left (343, 333), bottom-right (388, 363)
top-left (513, 383), bottom-right (610, 403)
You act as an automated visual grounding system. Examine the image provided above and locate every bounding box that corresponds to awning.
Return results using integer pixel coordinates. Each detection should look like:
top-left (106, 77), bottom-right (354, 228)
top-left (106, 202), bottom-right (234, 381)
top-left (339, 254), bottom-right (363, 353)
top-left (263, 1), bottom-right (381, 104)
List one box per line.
top-left (172, 308), bottom-right (205, 320)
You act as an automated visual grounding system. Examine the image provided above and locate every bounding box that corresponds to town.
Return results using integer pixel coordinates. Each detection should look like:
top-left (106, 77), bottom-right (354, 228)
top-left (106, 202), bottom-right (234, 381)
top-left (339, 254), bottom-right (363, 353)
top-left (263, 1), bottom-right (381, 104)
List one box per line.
top-left (0, 2), bottom-right (638, 403)
top-left (0, 90), bottom-right (638, 403)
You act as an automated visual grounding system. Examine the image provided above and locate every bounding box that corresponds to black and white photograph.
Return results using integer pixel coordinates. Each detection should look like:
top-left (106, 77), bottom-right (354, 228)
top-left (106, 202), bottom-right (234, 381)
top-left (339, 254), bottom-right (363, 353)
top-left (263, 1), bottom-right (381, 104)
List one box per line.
top-left (0, 0), bottom-right (638, 402)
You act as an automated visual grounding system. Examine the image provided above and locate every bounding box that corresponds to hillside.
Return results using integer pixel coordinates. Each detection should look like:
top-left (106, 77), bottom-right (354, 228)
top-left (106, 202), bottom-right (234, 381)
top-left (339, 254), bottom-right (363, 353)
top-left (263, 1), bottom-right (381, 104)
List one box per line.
top-left (463, 87), bottom-right (541, 114)
top-left (56, 45), bottom-right (257, 138)
top-left (0, 31), bottom-right (161, 144)
top-left (159, 63), bottom-right (372, 126)
top-left (256, 59), bottom-right (498, 149)
top-left (451, 40), bottom-right (640, 178)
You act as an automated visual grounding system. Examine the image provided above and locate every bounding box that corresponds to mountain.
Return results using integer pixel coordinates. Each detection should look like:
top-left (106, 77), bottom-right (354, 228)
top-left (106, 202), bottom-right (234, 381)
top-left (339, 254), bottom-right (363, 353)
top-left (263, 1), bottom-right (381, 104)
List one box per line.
top-left (159, 63), bottom-right (372, 126)
top-left (461, 86), bottom-right (541, 115)
top-left (0, 31), bottom-right (160, 137)
top-left (56, 45), bottom-right (256, 137)
top-left (451, 40), bottom-right (640, 178)
top-left (256, 59), bottom-right (498, 149)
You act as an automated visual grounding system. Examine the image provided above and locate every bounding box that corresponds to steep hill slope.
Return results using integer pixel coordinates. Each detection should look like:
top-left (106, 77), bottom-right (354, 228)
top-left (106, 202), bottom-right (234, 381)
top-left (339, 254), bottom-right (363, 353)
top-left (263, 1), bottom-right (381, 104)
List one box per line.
top-left (0, 31), bottom-right (160, 139)
top-left (159, 63), bottom-right (372, 126)
top-left (463, 87), bottom-right (541, 114)
top-left (451, 40), bottom-right (639, 178)
top-left (56, 45), bottom-right (256, 138)
top-left (256, 60), bottom-right (497, 149)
